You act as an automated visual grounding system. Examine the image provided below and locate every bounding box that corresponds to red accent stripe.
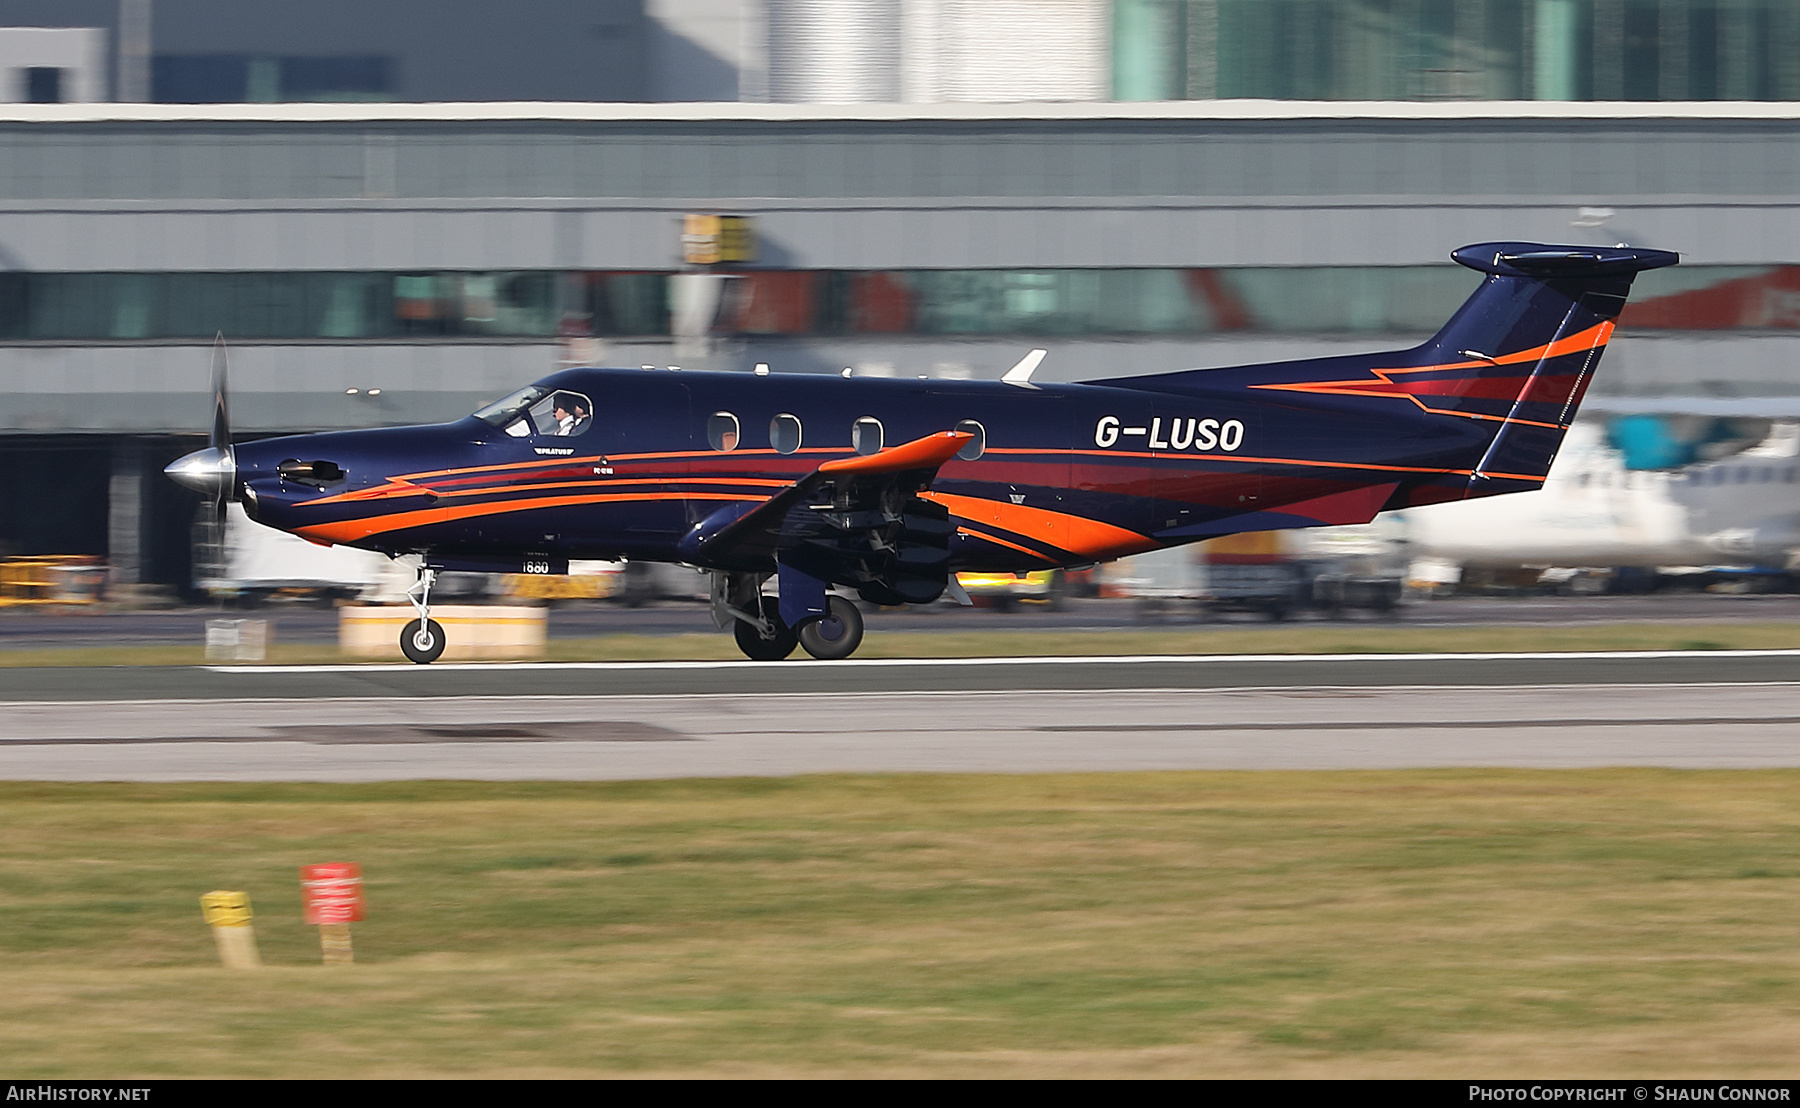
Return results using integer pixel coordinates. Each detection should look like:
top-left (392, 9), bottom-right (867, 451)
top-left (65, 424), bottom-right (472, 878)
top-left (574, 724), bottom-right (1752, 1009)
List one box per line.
top-left (984, 448), bottom-right (1475, 477)
top-left (294, 491), bottom-right (761, 546)
top-left (1248, 320), bottom-right (1614, 429)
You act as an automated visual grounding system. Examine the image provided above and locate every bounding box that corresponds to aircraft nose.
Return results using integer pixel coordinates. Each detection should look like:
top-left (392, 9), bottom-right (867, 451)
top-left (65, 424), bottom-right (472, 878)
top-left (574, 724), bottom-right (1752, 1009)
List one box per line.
top-left (164, 446), bottom-right (235, 494)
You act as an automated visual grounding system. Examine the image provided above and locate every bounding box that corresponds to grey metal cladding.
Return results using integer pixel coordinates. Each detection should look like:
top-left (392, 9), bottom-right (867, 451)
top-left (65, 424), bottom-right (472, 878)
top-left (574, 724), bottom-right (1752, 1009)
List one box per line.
top-left (0, 116), bottom-right (1793, 200)
top-left (0, 341), bottom-right (560, 432)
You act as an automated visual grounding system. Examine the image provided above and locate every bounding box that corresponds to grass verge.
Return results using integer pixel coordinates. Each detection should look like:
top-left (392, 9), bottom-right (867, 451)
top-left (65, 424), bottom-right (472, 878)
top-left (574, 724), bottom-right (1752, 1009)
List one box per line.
top-left (1, 771), bottom-right (1797, 1076)
top-left (1, 620), bottom-right (1799, 667)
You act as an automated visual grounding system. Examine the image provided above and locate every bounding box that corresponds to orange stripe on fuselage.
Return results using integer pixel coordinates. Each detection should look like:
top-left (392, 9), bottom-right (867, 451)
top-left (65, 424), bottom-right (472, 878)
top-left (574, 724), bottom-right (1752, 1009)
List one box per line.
top-left (922, 492), bottom-right (1157, 561)
top-left (294, 491), bottom-right (762, 546)
top-left (955, 526), bottom-right (1055, 561)
top-left (1248, 320), bottom-right (1613, 428)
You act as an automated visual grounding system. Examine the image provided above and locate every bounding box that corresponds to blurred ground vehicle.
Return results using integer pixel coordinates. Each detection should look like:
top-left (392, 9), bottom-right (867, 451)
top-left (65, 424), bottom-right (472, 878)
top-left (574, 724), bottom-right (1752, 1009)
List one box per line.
top-left (501, 561), bottom-right (618, 603)
top-left (954, 569), bottom-right (1070, 611)
top-left (1109, 524), bottom-right (1406, 620)
top-left (200, 504), bottom-right (387, 606)
top-left (1288, 521), bottom-right (1409, 615)
top-left (499, 561), bottom-right (710, 607)
top-left (0, 556), bottom-right (107, 606)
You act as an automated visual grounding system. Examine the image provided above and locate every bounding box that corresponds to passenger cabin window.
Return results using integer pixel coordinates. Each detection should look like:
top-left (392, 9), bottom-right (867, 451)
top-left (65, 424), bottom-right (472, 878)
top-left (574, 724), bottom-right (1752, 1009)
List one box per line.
top-left (475, 385), bottom-right (591, 439)
top-left (771, 413), bottom-right (802, 454)
top-left (954, 419), bottom-right (985, 460)
top-left (708, 412), bottom-right (740, 452)
top-left (852, 417), bottom-right (883, 455)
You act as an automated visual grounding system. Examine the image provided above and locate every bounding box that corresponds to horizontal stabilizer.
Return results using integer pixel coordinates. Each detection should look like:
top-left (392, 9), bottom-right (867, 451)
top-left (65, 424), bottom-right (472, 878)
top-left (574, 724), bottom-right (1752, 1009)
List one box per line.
top-left (1452, 242), bottom-right (1679, 279)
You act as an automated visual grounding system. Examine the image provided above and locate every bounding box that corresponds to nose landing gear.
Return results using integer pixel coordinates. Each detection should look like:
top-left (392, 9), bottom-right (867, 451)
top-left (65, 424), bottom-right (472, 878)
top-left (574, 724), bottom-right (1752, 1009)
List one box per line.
top-left (401, 566), bottom-right (446, 664)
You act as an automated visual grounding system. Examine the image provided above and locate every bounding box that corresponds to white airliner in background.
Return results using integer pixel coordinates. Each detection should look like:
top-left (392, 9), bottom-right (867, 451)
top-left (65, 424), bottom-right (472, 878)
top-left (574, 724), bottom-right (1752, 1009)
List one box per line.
top-left (1401, 420), bottom-right (1800, 572)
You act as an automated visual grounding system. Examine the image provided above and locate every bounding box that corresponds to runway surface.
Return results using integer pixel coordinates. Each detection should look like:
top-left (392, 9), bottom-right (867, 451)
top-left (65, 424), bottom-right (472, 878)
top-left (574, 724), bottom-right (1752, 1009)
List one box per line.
top-left (0, 652), bottom-right (1796, 780)
top-left (4, 592), bottom-right (1800, 649)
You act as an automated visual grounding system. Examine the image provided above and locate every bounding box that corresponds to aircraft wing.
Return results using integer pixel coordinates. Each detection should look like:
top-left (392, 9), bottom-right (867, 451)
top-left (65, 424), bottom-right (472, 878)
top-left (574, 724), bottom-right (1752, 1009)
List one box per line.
top-left (682, 430), bottom-right (970, 566)
top-left (678, 430), bottom-right (971, 616)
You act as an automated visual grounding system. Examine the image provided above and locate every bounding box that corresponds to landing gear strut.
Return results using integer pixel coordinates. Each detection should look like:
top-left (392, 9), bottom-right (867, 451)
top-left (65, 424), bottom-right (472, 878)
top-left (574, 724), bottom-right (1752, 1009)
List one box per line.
top-left (732, 594), bottom-right (797, 661)
top-left (712, 572), bottom-right (866, 661)
top-left (401, 565), bottom-right (446, 664)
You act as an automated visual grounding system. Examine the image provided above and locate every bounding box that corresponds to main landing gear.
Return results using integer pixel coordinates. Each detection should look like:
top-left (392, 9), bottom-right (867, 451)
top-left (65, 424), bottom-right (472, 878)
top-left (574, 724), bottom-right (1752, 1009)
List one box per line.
top-left (714, 572), bottom-right (865, 661)
top-left (401, 565), bottom-right (446, 664)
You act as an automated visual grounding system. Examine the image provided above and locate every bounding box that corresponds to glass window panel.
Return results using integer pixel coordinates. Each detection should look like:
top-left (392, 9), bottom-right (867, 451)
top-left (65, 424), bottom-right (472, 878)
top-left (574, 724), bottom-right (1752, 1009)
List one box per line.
top-left (954, 419), bottom-right (985, 461)
top-left (0, 273), bottom-right (25, 339)
top-left (9, 262), bottom-right (1800, 345)
top-left (111, 274), bottom-right (153, 338)
top-left (770, 413), bottom-right (802, 455)
top-left (482, 272), bottom-right (557, 336)
top-left (527, 390), bottom-right (591, 437)
top-left (315, 274), bottom-right (385, 338)
top-left (474, 384), bottom-right (548, 426)
top-left (852, 417), bottom-right (883, 456)
top-left (725, 272), bottom-right (818, 334)
top-left (29, 275), bottom-right (109, 339)
top-left (849, 272), bottom-right (916, 333)
top-left (707, 412), bottom-right (740, 452)
top-left (590, 273), bottom-right (669, 336)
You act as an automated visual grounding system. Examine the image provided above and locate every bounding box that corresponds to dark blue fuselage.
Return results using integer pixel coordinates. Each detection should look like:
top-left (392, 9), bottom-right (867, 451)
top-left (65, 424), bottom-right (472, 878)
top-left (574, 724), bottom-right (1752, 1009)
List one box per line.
top-left (229, 242), bottom-right (1682, 580)
top-left (236, 364), bottom-right (1478, 574)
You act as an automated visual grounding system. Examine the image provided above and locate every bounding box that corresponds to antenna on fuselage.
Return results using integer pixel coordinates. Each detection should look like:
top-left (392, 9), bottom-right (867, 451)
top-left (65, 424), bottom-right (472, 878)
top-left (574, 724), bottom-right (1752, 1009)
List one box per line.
top-left (1002, 349), bottom-right (1047, 389)
top-left (754, 364), bottom-right (770, 376)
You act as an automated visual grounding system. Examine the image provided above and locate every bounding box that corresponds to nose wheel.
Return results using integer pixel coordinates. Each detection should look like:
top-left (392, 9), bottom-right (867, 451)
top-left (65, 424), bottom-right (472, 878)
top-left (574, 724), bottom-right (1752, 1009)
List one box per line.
top-left (401, 566), bottom-right (446, 664)
top-left (401, 617), bottom-right (446, 664)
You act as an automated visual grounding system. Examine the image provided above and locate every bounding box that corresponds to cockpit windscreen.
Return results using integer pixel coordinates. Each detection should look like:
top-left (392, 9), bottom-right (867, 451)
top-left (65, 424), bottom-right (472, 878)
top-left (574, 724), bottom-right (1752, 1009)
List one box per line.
top-left (473, 385), bottom-right (550, 427)
top-left (473, 385), bottom-right (592, 439)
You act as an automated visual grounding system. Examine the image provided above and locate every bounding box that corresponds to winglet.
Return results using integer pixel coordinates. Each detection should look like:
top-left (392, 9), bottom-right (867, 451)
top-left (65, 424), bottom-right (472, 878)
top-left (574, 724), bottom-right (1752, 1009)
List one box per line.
top-left (819, 430), bottom-right (972, 477)
top-left (1002, 349), bottom-right (1047, 387)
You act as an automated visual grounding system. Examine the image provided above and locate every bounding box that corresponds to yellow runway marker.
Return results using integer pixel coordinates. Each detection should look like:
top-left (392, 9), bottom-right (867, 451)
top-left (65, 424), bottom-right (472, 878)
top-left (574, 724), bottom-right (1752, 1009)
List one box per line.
top-left (198, 890), bottom-right (261, 969)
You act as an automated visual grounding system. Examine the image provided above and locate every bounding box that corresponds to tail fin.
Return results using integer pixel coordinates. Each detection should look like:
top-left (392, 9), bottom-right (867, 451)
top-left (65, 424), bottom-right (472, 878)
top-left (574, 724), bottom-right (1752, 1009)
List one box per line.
top-left (1108, 241), bottom-right (1678, 501)
top-left (1413, 242), bottom-right (1678, 495)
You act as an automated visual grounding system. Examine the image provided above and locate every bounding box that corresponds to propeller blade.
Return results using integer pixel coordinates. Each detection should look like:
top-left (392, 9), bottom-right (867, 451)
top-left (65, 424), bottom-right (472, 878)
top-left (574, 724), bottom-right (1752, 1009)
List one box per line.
top-left (209, 332), bottom-right (230, 455)
top-left (165, 334), bottom-right (237, 512)
top-left (208, 332), bottom-right (234, 522)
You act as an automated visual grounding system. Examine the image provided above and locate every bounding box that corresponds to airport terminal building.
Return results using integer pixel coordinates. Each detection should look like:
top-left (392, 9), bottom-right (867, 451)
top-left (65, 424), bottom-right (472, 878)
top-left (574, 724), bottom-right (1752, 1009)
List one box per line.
top-left (1, 100), bottom-right (1797, 590)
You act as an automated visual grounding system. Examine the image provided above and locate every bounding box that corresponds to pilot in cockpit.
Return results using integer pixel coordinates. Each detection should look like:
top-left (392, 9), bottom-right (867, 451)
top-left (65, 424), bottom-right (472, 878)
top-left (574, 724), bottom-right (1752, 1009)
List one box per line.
top-left (553, 398), bottom-right (578, 436)
top-left (570, 399), bottom-right (591, 436)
